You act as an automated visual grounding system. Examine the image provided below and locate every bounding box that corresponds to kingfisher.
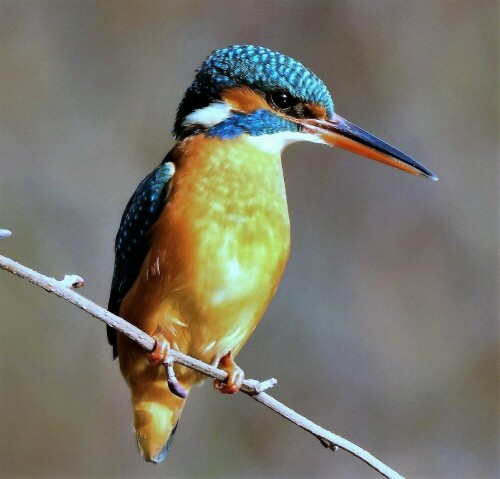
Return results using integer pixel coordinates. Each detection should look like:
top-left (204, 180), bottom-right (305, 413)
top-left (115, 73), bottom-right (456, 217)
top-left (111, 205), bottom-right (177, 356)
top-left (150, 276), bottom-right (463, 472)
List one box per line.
top-left (107, 44), bottom-right (436, 464)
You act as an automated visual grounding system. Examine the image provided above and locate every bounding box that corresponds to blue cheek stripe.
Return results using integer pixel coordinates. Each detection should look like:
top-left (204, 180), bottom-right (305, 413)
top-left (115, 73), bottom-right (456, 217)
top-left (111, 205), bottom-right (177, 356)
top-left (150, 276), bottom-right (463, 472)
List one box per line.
top-left (206, 109), bottom-right (298, 140)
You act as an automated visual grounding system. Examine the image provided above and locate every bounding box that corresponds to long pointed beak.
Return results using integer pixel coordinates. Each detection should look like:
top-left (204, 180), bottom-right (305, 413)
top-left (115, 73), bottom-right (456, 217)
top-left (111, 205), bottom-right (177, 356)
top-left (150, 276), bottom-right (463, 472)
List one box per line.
top-left (300, 113), bottom-right (438, 180)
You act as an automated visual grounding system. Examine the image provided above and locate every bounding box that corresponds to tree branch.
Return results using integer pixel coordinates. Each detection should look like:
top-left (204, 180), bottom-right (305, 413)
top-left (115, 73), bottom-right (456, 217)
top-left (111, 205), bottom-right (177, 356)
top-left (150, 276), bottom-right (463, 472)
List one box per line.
top-left (0, 232), bottom-right (404, 479)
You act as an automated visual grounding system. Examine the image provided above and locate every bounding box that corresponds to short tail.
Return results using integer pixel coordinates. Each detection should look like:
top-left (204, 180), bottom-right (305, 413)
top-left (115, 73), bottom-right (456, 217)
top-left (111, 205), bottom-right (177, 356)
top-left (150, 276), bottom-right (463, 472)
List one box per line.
top-left (132, 377), bottom-right (190, 463)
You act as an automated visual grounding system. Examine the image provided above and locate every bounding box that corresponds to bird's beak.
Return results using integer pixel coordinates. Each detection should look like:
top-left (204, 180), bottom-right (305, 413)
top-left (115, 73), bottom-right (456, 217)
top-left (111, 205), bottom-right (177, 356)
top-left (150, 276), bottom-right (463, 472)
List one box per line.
top-left (300, 113), bottom-right (437, 180)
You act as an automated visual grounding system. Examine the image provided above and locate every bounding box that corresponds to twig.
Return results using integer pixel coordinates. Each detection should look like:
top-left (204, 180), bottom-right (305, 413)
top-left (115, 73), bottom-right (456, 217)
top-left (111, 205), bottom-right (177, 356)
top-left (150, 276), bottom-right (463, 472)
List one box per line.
top-left (0, 233), bottom-right (404, 479)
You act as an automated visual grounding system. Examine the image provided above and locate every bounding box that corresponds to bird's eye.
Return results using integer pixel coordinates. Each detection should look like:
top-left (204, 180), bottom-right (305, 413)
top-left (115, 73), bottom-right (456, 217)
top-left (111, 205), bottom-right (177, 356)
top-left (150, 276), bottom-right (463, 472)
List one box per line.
top-left (268, 91), bottom-right (298, 111)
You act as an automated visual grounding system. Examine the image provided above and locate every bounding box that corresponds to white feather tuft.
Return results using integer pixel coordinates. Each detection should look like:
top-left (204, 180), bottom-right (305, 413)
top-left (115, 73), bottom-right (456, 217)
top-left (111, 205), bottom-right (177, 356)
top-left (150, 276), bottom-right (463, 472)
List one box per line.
top-left (182, 102), bottom-right (232, 128)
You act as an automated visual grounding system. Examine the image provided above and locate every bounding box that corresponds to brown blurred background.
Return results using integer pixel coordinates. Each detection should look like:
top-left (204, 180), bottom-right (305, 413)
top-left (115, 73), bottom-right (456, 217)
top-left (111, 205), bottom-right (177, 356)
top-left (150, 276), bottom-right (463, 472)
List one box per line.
top-left (0, 1), bottom-right (498, 478)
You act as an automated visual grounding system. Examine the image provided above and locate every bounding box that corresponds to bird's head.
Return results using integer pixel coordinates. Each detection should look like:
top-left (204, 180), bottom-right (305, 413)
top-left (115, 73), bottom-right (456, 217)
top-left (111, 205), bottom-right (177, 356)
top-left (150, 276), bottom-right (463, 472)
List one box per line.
top-left (174, 45), bottom-right (436, 180)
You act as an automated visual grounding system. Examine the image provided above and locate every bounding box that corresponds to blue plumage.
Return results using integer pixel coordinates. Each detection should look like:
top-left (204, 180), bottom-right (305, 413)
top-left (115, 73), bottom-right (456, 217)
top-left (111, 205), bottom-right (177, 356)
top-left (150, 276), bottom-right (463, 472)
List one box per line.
top-left (107, 160), bottom-right (175, 357)
top-left (199, 45), bottom-right (333, 109)
top-left (207, 109), bottom-right (297, 140)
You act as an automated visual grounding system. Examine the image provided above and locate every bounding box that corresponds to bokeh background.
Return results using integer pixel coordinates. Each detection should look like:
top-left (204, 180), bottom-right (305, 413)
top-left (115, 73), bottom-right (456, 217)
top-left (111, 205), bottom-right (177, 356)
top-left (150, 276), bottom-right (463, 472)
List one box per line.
top-left (0, 1), bottom-right (498, 478)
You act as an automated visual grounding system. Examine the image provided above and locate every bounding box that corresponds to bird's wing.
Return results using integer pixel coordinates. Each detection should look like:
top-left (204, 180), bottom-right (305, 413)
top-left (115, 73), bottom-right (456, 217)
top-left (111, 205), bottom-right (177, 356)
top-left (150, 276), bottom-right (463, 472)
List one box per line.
top-left (107, 160), bottom-right (176, 358)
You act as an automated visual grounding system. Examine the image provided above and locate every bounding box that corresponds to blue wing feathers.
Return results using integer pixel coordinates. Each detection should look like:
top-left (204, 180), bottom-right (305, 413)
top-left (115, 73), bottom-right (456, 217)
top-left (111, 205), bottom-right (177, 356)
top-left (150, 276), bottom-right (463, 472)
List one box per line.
top-left (107, 160), bottom-right (175, 358)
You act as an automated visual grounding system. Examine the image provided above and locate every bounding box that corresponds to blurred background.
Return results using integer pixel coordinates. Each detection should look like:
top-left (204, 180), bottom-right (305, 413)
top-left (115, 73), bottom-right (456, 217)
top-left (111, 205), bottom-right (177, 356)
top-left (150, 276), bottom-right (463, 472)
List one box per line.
top-left (0, 1), bottom-right (498, 478)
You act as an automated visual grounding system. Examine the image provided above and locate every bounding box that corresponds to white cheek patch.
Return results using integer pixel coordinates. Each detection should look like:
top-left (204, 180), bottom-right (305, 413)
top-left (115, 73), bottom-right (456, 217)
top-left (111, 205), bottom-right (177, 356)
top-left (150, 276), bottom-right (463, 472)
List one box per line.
top-left (182, 102), bottom-right (232, 128)
top-left (246, 131), bottom-right (326, 154)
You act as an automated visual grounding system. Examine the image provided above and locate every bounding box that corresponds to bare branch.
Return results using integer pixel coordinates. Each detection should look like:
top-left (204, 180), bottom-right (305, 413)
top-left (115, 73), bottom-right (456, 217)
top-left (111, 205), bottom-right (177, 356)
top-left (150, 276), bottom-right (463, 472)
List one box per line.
top-left (0, 235), bottom-right (405, 479)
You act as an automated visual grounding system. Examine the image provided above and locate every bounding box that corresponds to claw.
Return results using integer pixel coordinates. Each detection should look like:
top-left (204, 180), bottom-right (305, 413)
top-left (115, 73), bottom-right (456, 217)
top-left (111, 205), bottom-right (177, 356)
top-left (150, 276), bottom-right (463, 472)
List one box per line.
top-left (146, 331), bottom-right (170, 365)
top-left (214, 351), bottom-right (244, 394)
top-left (165, 359), bottom-right (189, 399)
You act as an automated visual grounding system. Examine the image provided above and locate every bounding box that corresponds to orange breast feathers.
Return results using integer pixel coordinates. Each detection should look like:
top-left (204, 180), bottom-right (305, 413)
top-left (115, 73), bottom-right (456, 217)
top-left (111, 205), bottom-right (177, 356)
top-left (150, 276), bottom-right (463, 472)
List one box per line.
top-left (119, 135), bottom-right (291, 372)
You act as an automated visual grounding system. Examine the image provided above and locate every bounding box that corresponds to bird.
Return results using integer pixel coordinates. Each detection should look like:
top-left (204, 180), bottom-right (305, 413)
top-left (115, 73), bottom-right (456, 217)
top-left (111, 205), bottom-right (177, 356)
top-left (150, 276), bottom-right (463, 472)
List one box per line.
top-left (107, 44), bottom-right (437, 464)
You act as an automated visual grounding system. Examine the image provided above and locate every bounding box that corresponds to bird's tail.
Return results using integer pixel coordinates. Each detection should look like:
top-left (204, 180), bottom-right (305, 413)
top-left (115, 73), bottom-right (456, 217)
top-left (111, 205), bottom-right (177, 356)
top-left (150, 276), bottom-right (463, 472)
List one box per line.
top-left (131, 376), bottom-right (190, 463)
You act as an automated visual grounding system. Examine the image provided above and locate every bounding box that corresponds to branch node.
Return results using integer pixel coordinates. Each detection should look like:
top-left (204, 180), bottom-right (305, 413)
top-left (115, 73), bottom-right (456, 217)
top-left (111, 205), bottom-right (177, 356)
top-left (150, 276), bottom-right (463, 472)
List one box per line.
top-left (317, 436), bottom-right (339, 452)
top-left (253, 377), bottom-right (278, 393)
top-left (60, 274), bottom-right (85, 289)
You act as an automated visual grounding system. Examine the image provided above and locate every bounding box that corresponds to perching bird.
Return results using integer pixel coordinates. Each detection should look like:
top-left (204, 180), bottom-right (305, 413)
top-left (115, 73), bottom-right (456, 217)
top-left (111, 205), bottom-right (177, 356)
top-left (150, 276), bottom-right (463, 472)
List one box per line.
top-left (107, 44), bottom-right (436, 463)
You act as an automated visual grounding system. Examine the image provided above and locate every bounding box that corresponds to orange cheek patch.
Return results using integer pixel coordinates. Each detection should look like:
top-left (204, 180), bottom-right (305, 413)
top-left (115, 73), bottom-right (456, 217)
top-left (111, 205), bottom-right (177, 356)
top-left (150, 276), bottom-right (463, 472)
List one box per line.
top-left (222, 86), bottom-right (269, 113)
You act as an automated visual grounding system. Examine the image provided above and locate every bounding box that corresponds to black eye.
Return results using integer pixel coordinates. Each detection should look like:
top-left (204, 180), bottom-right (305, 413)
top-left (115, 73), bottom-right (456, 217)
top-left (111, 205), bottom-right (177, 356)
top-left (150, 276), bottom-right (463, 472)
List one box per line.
top-left (268, 91), bottom-right (298, 111)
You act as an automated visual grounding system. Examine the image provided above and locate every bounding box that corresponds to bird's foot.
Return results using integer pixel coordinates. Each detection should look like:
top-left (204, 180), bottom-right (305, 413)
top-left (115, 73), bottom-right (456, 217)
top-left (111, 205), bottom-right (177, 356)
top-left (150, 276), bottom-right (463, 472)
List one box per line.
top-left (146, 330), bottom-right (170, 365)
top-left (214, 351), bottom-right (244, 394)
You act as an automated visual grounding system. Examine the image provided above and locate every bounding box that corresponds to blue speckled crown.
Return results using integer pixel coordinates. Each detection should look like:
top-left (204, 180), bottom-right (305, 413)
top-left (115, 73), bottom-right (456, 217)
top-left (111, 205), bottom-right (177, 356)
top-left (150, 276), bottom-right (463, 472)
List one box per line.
top-left (174, 45), bottom-right (334, 138)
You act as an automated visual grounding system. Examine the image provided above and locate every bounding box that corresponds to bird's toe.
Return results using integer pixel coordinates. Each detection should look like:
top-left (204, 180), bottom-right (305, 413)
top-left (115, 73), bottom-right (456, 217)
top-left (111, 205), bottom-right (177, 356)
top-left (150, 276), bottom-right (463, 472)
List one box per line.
top-left (214, 351), bottom-right (244, 394)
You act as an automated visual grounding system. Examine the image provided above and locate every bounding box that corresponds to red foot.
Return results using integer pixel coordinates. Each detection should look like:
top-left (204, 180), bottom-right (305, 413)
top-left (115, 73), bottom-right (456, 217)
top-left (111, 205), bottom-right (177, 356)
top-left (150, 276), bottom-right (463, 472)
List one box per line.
top-left (146, 331), bottom-right (170, 365)
top-left (214, 352), bottom-right (244, 394)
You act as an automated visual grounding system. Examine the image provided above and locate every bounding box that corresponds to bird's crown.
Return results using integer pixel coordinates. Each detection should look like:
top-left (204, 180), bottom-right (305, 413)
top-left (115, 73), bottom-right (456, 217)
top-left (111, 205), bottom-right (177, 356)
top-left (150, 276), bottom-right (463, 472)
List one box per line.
top-left (174, 45), bottom-right (334, 140)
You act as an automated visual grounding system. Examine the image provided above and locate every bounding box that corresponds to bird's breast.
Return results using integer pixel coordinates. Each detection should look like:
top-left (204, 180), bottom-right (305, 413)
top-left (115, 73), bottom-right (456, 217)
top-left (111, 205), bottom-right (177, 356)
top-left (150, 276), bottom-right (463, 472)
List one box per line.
top-left (143, 135), bottom-right (291, 359)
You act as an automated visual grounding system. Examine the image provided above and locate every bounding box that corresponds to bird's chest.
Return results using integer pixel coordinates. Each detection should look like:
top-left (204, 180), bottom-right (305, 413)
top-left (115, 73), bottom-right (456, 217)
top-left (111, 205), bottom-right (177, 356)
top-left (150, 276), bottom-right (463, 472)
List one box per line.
top-left (189, 190), bottom-right (289, 308)
top-left (162, 138), bottom-right (291, 306)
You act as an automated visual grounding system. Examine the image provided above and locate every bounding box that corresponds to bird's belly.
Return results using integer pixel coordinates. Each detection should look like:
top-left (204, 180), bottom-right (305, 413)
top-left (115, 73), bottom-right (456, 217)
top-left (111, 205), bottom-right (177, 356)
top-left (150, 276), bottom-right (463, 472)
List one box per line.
top-left (184, 221), bottom-right (289, 361)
